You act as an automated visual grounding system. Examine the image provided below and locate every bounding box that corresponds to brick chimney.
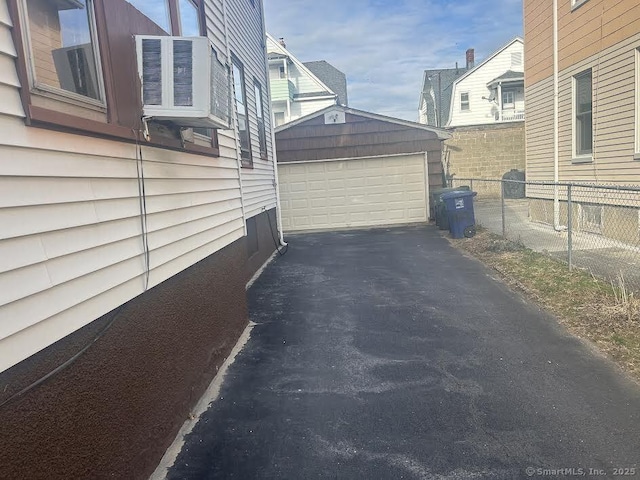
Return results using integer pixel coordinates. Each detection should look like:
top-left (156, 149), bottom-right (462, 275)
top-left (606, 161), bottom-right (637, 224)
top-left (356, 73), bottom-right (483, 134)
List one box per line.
top-left (466, 48), bottom-right (475, 69)
top-left (278, 37), bottom-right (286, 48)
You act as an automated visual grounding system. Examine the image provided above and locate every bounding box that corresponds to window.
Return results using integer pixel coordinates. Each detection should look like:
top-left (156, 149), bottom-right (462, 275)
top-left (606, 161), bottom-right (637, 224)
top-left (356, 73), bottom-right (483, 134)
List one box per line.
top-left (460, 92), bottom-right (470, 111)
top-left (23, 0), bottom-right (104, 103)
top-left (232, 57), bottom-right (252, 165)
top-left (125, 0), bottom-right (202, 35)
top-left (177, 0), bottom-right (200, 36)
top-left (254, 80), bottom-right (267, 159)
top-left (126, 0), bottom-right (171, 32)
top-left (274, 112), bottom-right (285, 126)
top-left (502, 90), bottom-right (515, 109)
top-left (279, 66), bottom-right (286, 79)
top-left (574, 69), bottom-right (593, 158)
top-left (10, 0), bottom-right (220, 157)
top-left (580, 204), bottom-right (602, 234)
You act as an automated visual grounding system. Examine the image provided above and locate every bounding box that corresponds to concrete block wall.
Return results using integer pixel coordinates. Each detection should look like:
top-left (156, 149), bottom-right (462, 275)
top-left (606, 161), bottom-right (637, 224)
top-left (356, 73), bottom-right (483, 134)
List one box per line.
top-left (445, 122), bottom-right (525, 196)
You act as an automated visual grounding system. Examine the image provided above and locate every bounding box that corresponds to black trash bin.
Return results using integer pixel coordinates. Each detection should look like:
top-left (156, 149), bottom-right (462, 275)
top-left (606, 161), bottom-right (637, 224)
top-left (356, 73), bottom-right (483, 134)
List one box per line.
top-left (441, 190), bottom-right (477, 238)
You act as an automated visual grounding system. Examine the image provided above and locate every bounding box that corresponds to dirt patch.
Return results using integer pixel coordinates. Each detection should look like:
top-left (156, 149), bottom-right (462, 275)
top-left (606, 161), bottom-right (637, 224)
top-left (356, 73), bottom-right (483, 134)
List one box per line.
top-left (449, 228), bottom-right (640, 381)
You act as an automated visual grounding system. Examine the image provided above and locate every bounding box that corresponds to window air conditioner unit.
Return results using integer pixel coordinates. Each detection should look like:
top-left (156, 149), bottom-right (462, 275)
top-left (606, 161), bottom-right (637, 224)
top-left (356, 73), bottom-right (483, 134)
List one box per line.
top-left (135, 35), bottom-right (231, 129)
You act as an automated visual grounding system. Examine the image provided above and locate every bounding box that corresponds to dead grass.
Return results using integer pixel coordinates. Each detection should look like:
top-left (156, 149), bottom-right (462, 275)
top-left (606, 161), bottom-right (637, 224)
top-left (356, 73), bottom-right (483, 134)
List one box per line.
top-left (450, 228), bottom-right (640, 381)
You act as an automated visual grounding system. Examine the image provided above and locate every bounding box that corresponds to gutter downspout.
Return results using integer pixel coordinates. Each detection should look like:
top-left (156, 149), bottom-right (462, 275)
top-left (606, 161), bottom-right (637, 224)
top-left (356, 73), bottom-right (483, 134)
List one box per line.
top-left (271, 123), bottom-right (287, 247)
top-left (553, 0), bottom-right (563, 230)
top-left (260, 10), bottom-right (287, 247)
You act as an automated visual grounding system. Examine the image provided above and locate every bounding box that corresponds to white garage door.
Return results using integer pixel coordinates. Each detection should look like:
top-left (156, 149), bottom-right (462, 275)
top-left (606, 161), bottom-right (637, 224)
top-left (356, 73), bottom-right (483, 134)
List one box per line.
top-left (278, 154), bottom-right (429, 232)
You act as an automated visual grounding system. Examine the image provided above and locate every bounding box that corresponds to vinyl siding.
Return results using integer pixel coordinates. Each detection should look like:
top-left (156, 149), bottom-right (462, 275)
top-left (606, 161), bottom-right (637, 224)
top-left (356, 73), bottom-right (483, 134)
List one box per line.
top-left (557, 0), bottom-right (640, 71)
top-left (525, 0), bottom-right (640, 87)
top-left (225, 0), bottom-right (277, 219)
top-left (0, 0), bottom-right (249, 373)
top-left (525, 31), bottom-right (640, 200)
top-left (448, 40), bottom-right (524, 127)
top-left (524, 0), bottom-right (554, 86)
top-left (287, 62), bottom-right (327, 95)
top-left (0, 1), bottom-right (24, 118)
top-left (525, 76), bottom-right (554, 191)
top-left (293, 98), bottom-right (336, 119)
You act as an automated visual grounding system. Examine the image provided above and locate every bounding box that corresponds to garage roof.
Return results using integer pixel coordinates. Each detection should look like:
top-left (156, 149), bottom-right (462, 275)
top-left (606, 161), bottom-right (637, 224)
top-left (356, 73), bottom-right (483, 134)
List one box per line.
top-left (275, 105), bottom-right (451, 140)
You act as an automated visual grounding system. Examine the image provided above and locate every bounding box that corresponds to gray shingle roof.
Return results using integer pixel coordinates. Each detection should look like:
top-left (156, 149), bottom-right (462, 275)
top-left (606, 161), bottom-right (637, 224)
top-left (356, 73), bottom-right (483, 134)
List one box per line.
top-left (487, 70), bottom-right (525, 86)
top-left (421, 67), bottom-right (468, 127)
top-left (303, 60), bottom-right (349, 106)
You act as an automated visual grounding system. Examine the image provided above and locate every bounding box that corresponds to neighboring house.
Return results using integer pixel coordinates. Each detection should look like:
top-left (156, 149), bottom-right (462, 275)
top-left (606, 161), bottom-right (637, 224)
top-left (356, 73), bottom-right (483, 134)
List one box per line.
top-left (447, 38), bottom-right (524, 128)
top-left (524, 0), bottom-right (640, 242)
top-left (419, 39), bottom-right (526, 193)
top-left (266, 34), bottom-right (345, 126)
top-left (303, 60), bottom-right (349, 106)
top-left (0, 0), bottom-right (278, 479)
top-left (275, 105), bottom-right (449, 232)
top-left (418, 50), bottom-right (472, 127)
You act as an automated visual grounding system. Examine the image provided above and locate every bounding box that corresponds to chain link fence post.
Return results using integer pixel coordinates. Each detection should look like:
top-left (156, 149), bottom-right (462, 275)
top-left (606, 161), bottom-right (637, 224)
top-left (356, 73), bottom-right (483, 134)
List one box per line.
top-left (567, 183), bottom-right (573, 271)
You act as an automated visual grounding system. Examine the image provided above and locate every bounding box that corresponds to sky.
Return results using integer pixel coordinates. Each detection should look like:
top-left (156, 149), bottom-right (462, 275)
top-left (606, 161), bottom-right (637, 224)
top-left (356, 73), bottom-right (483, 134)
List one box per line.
top-left (264, 0), bottom-right (524, 122)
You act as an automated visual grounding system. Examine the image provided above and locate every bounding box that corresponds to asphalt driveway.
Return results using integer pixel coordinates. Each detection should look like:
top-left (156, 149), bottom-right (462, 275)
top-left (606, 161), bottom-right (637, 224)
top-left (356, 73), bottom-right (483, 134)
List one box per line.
top-left (167, 226), bottom-right (640, 479)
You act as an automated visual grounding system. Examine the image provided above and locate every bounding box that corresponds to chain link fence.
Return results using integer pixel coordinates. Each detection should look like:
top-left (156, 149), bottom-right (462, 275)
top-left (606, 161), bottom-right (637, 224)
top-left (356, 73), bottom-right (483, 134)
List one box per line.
top-left (449, 177), bottom-right (640, 291)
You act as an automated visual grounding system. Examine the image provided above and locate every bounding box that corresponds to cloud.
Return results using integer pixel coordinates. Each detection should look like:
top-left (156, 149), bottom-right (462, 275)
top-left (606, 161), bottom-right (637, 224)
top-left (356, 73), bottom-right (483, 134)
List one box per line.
top-left (264, 0), bottom-right (523, 121)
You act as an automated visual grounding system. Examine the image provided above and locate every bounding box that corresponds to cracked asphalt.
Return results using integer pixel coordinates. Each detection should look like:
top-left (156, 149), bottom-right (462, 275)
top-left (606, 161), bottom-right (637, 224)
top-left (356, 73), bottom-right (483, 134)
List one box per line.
top-left (166, 226), bottom-right (640, 479)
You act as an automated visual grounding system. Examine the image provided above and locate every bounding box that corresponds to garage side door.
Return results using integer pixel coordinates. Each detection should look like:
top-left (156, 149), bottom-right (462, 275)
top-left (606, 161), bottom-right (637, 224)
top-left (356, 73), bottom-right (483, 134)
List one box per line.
top-left (278, 154), bottom-right (427, 232)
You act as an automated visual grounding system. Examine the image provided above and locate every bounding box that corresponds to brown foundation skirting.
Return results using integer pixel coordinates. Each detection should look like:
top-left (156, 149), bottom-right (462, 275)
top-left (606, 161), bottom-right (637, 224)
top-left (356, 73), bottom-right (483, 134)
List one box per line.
top-left (0, 210), bottom-right (276, 480)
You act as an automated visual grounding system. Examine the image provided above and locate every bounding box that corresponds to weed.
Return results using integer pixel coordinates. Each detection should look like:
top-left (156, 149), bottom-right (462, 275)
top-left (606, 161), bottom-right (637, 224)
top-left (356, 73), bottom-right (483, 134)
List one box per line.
top-left (449, 229), bottom-right (640, 382)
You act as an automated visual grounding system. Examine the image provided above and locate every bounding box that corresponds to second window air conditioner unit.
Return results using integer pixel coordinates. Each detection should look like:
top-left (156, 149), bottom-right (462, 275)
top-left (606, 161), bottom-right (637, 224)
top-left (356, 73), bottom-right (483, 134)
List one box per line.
top-left (135, 35), bottom-right (231, 129)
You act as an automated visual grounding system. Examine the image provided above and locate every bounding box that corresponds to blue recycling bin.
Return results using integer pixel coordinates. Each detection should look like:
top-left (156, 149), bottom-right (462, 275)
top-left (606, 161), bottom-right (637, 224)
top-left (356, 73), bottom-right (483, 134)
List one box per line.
top-left (441, 190), bottom-right (477, 238)
top-left (432, 186), bottom-right (470, 229)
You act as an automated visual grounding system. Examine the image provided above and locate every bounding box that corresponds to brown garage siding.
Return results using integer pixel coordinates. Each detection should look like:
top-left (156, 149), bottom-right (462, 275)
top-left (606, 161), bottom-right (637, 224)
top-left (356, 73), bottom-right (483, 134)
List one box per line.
top-left (276, 114), bottom-right (441, 163)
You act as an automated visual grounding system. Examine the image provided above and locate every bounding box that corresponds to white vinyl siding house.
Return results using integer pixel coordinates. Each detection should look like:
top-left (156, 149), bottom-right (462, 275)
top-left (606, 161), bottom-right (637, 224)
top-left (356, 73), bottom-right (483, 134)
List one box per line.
top-left (226, 0), bottom-right (277, 219)
top-left (447, 38), bottom-right (525, 127)
top-left (527, 32), bottom-right (640, 187)
top-left (266, 34), bottom-right (338, 126)
top-left (0, 0), bottom-right (275, 373)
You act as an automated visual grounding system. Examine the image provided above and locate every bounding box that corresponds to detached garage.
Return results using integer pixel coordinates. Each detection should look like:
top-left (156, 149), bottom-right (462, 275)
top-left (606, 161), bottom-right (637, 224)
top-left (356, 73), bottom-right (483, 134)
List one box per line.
top-left (275, 106), bottom-right (449, 232)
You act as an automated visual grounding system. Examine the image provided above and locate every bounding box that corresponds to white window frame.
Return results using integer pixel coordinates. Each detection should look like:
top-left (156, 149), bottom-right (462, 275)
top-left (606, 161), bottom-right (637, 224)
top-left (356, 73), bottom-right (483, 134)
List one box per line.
top-left (502, 90), bottom-right (515, 109)
top-left (572, 68), bottom-right (593, 163)
top-left (460, 92), bottom-right (470, 112)
top-left (18, 0), bottom-right (107, 110)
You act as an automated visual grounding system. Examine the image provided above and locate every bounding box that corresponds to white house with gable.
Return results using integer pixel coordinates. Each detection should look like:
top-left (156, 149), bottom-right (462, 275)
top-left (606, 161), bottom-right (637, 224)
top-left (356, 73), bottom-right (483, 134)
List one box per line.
top-left (266, 34), bottom-right (345, 126)
top-left (447, 38), bottom-right (525, 127)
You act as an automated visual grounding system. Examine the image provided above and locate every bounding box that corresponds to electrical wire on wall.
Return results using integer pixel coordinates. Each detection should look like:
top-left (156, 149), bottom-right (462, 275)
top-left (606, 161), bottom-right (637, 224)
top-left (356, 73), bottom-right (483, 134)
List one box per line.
top-left (134, 126), bottom-right (151, 291)
top-left (0, 127), bottom-right (153, 411)
top-left (0, 306), bottom-right (124, 410)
